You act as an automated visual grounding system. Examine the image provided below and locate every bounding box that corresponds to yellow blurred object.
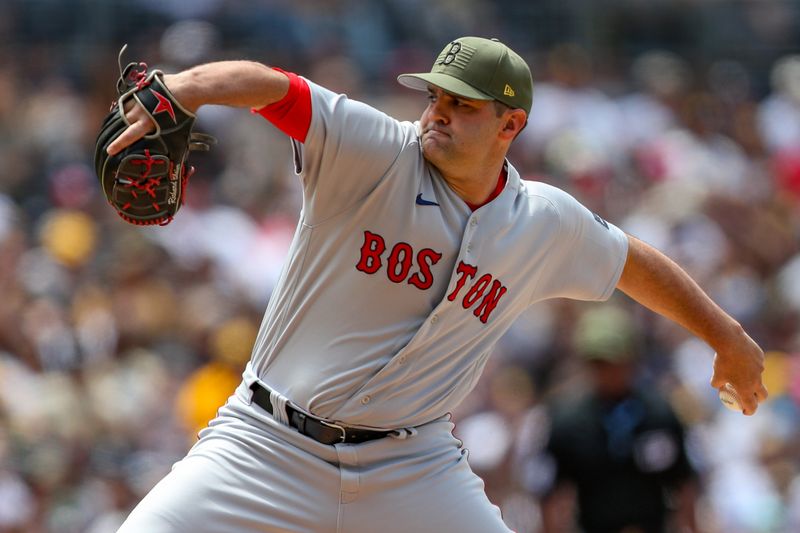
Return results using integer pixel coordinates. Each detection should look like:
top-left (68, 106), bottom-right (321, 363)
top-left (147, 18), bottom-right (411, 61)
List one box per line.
top-left (210, 316), bottom-right (257, 367)
top-left (175, 362), bottom-right (241, 438)
top-left (762, 350), bottom-right (789, 398)
top-left (40, 209), bottom-right (97, 267)
top-left (176, 316), bottom-right (258, 437)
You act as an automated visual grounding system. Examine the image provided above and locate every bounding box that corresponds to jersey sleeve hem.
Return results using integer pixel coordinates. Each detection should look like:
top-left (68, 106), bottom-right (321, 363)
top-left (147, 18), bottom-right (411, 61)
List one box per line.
top-left (596, 228), bottom-right (629, 301)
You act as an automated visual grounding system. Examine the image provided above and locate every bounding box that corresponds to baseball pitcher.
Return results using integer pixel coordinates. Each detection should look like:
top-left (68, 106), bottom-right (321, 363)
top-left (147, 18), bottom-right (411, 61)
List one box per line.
top-left (103, 37), bottom-right (767, 532)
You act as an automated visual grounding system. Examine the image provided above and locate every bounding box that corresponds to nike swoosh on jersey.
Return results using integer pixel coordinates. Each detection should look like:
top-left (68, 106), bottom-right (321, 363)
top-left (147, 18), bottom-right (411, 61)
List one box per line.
top-left (415, 193), bottom-right (440, 206)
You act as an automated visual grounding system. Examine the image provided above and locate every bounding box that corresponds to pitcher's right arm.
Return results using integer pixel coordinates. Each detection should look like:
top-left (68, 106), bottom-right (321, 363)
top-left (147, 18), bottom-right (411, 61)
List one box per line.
top-left (107, 61), bottom-right (289, 155)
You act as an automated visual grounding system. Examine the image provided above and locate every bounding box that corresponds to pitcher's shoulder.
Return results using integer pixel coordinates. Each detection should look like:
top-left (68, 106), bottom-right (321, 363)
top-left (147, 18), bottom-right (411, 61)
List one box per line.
top-left (516, 179), bottom-right (574, 218)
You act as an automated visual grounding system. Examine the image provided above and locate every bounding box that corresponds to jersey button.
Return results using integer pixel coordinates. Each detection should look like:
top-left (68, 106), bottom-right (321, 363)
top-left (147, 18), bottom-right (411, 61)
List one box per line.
top-left (398, 355), bottom-right (407, 365)
top-left (470, 218), bottom-right (478, 227)
top-left (431, 315), bottom-right (439, 324)
top-left (466, 244), bottom-right (473, 253)
top-left (360, 396), bottom-right (371, 405)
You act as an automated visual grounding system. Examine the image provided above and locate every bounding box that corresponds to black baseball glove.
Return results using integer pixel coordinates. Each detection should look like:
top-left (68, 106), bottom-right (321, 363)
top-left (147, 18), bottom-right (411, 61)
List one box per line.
top-left (94, 45), bottom-right (215, 225)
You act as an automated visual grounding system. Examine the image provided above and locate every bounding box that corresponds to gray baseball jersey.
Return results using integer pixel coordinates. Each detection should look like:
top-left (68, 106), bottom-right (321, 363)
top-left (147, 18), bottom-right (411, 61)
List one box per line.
top-left (118, 74), bottom-right (629, 533)
top-left (246, 79), bottom-right (628, 429)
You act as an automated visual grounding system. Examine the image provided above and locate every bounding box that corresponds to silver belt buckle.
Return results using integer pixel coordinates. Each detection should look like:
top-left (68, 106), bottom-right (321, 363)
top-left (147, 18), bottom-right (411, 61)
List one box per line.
top-left (319, 419), bottom-right (347, 443)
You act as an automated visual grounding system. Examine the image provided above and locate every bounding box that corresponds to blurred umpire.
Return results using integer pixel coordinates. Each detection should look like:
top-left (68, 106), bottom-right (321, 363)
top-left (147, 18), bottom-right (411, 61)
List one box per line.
top-left (538, 306), bottom-right (699, 533)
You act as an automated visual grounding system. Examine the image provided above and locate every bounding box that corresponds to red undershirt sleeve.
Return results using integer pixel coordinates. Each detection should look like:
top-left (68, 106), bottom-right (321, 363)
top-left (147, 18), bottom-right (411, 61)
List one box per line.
top-left (251, 68), bottom-right (312, 143)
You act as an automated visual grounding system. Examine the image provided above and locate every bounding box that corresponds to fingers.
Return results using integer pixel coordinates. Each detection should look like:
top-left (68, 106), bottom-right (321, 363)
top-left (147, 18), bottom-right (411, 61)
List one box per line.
top-left (756, 382), bottom-right (769, 402)
top-left (709, 373), bottom-right (726, 389)
top-left (710, 380), bottom-right (768, 416)
top-left (741, 382), bottom-right (769, 416)
top-left (106, 101), bottom-right (155, 156)
top-left (739, 389), bottom-right (759, 416)
top-left (107, 117), bottom-right (154, 155)
top-left (709, 342), bottom-right (769, 415)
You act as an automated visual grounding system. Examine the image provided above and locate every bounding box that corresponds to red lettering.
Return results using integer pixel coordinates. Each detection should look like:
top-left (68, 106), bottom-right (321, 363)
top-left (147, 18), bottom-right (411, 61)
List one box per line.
top-left (387, 242), bottom-right (413, 283)
top-left (447, 262), bottom-right (478, 301)
top-left (474, 280), bottom-right (507, 323)
top-left (356, 230), bottom-right (385, 274)
top-left (356, 230), bottom-right (449, 291)
top-left (409, 248), bottom-right (442, 290)
top-left (463, 273), bottom-right (492, 308)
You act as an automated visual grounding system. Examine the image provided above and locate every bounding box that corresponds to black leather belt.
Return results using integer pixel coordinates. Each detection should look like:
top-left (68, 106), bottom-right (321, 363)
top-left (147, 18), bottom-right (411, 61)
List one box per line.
top-left (249, 383), bottom-right (391, 445)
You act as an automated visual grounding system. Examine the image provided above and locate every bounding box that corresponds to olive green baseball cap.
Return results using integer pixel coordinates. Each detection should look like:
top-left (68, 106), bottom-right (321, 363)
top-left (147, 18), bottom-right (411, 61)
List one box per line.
top-left (398, 36), bottom-right (533, 115)
top-left (573, 307), bottom-right (638, 363)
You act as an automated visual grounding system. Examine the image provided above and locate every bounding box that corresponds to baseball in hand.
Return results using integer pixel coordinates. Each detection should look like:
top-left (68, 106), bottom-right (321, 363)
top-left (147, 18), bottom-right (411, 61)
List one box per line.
top-left (719, 383), bottom-right (742, 411)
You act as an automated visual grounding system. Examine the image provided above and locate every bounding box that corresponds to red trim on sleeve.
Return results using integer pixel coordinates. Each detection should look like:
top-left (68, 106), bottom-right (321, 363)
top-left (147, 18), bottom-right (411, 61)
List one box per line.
top-left (252, 68), bottom-right (311, 143)
top-left (465, 166), bottom-right (508, 211)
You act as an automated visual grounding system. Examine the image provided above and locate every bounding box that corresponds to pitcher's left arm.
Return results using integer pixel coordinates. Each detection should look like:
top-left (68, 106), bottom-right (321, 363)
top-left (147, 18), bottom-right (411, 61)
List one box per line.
top-left (616, 235), bottom-right (768, 415)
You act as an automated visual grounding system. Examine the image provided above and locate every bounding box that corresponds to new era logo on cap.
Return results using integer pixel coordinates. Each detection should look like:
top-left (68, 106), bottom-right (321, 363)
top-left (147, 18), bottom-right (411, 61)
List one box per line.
top-left (397, 36), bottom-right (533, 115)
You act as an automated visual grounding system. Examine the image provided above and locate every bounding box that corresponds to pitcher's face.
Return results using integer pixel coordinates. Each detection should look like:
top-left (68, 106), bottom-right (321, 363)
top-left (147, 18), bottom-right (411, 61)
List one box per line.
top-left (419, 86), bottom-right (506, 173)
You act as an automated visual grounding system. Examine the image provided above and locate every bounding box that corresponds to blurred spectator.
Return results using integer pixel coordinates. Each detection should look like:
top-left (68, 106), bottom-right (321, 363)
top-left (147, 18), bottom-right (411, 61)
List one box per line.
top-left (516, 43), bottom-right (624, 202)
top-left (537, 306), bottom-right (699, 533)
top-left (759, 54), bottom-right (800, 202)
top-left (617, 50), bottom-right (687, 149)
top-left (0, 1), bottom-right (799, 531)
top-left (758, 55), bottom-right (800, 154)
top-left (175, 315), bottom-right (257, 438)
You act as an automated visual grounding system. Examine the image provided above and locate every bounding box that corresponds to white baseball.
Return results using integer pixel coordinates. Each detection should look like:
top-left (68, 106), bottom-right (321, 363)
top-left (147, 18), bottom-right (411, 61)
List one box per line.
top-left (719, 383), bottom-right (742, 411)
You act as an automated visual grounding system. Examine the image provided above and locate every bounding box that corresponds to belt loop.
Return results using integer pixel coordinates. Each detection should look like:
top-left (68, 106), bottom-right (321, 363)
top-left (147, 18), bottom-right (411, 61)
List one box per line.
top-left (244, 381), bottom-right (255, 406)
top-left (269, 389), bottom-right (290, 425)
top-left (295, 412), bottom-right (306, 433)
top-left (388, 427), bottom-right (417, 440)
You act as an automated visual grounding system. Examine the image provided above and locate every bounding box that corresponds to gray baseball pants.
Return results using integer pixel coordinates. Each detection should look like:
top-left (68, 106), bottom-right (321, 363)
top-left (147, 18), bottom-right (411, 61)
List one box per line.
top-left (117, 380), bottom-right (511, 532)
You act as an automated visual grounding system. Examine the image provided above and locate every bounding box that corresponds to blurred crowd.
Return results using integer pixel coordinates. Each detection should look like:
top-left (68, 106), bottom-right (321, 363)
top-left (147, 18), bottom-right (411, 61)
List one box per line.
top-left (1, 1), bottom-right (800, 532)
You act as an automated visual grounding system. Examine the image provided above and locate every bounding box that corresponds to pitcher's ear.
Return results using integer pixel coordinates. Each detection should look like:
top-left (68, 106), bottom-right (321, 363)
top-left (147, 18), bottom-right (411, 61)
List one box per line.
top-left (501, 109), bottom-right (527, 139)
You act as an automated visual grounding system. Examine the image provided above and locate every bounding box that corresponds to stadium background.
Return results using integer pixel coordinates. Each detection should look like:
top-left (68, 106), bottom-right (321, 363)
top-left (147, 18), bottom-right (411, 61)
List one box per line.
top-left (1, 0), bottom-right (800, 531)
